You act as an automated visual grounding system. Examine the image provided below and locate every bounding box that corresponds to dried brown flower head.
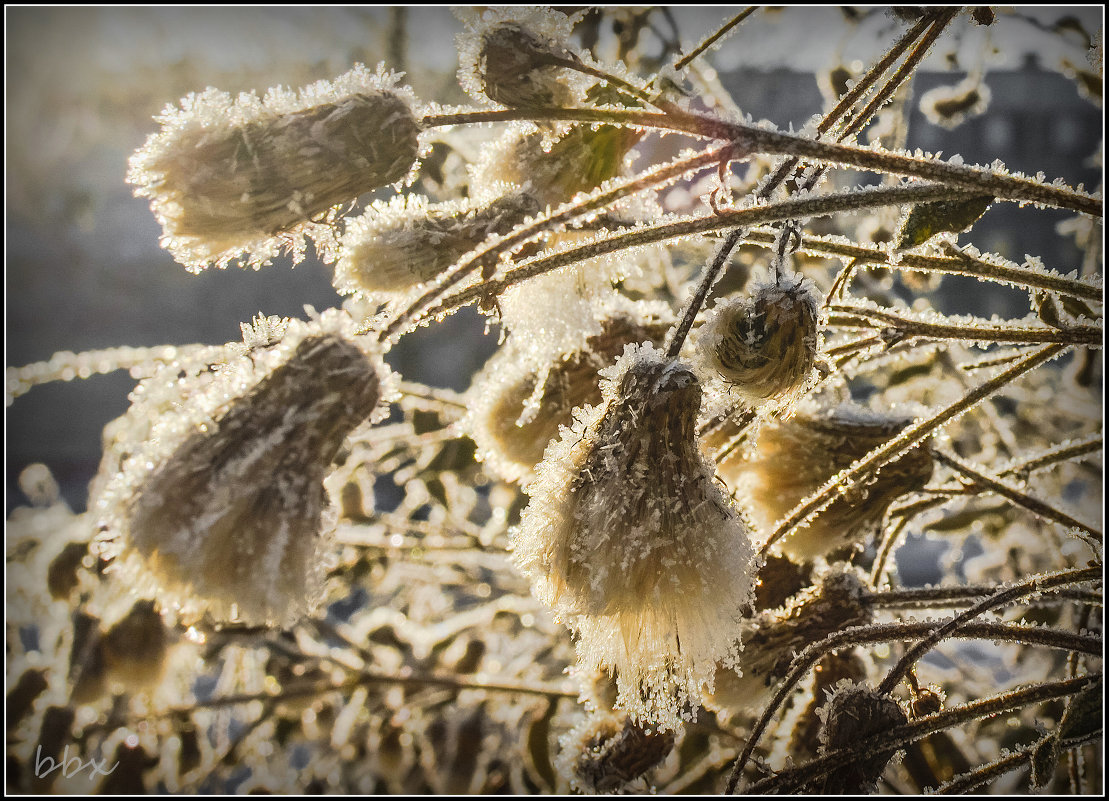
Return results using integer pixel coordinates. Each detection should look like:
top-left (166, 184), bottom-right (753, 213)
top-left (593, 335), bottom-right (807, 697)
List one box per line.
top-left (335, 191), bottom-right (540, 296)
top-left (725, 402), bottom-right (934, 561)
top-left (696, 269), bottom-right (822, 405)
top-left (93, 313), bottom-right (390, 626)
top-left (809, 682), bottom-right (907, 793)
top-left (512, 343), bottom-right (756, 727)
top-left (558, 711), bottom-right (675, 793)
top-left (127, 65), bottom-right (422, 271)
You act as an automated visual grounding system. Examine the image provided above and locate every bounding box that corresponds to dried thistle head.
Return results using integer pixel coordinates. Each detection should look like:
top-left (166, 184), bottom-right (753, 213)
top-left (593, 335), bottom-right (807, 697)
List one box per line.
top-left (696, 268), bottom-right (822, 405)
top-left (127, 64), bottom-right (422, 271)
top-left (808, 682), bottom-right (907, 793)
top-left (334, 191), bottom-right (539, 297)
top-left (457, 10), bottom-right (583, 109)
top-left (92, 312), bottom-right (391, 626)
top-left (512, 343), bottom-right (756, 728)
top-left (725, 402), bottom-right (934, 561)
top-left (707, 566), bottom-right (872, 718)
top-left (557, 710), bottom-right (675, 793)
top-left (465, 301), bottom-right (671, 484)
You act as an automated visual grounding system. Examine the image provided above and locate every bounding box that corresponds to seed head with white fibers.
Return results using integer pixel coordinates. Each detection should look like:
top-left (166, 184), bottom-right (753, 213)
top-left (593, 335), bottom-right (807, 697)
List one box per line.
top-left (127, 64), bottom-right (422, 272)
top-left (512, 343), bottom-right (757, 728)
top-left (334, 191), bottom-right (540, 297)
top-left (696, 268), bottom-right (822, 405)
top-left (92, 312), bottom-right (391, 626)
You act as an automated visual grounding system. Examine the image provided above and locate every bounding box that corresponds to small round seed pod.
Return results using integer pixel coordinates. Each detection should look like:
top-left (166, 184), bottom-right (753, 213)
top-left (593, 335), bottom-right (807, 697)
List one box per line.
top-left (457, 10), bottom-right (583, 109)
top-left (696, 269), bottom-right (822, 405)
top-left (92, 311), bottom-right (391, 626)
top-left (557, 711), bottom-right (676, 793)
top-left (512, 343), bottom-right (757, 728)
top-left (334, 191), bottom-right (540, 296)
top-left (808, 682), bottom-right (907, 793)
top-left (707, 566), bottom-right (872, 718)
top-left (465, 300), bottom-right (671, 484)
top-left (724, 402), bottom-right (934, 561)
top-left (127, 64), bottom-right (422, 272)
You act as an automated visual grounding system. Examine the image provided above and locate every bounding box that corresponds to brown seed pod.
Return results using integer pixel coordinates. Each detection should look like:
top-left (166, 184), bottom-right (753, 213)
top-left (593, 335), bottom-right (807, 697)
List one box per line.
top-left (127, 65), bottom-right (422, 271)
top-left (707, 567), bottom-right (872, 718)
top-left (335, 191), bottom-right (540, 296)
top-left (465, 301), bottom-right (671, 484)
top-left (808, 682), bottom-right (907, 793)
top-left (512, 343), bottom-right (756, 728)
top-left (93, 312), bottom-right (390, 626)
top-left (723, 402), bottom-right (934, 561)
top-left (696, 269), bottom-right (822, 405)
top-left (558, 711), bottom-right (676, 793)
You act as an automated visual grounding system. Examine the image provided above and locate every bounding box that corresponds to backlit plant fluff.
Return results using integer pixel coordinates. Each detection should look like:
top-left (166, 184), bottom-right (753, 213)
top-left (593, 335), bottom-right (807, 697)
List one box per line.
top-left (6, 6), bottom-right (1103, 795)
top-left (512, 343), bottom-right (757, 728)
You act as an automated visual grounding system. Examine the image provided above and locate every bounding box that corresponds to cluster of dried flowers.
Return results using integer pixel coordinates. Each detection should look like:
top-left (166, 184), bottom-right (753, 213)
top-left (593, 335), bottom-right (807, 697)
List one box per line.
top-left (7, 6), bottom-right (1103, 795)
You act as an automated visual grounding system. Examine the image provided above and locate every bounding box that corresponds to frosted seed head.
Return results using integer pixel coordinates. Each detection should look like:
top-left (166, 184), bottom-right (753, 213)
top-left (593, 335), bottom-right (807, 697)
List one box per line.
top-left (465, 305), bottom-right (671, 484)
top-left (512, 342), bottom-right (757, 729)
top-left (93, 312), bottom-right (390, 627)
top-left (696, 268), bottom-right (822, 405)
top-left (558, 711), bottom-right (675, 793)
top-left (811, 683), bottom-right (907, 793)
top-left (335, 191), bottom-right (539, 297)
top-left (919, 78), bottom-right (992, 130)
top-left (726, 402), bottom-right (934, 561)
top-left (127, 66), bottom-right (422, 272)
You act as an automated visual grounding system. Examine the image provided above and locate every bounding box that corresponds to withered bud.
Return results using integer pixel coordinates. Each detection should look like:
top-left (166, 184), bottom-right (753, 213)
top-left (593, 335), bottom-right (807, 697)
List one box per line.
top-left (127, 65), bottom-right (422, 271)
top-left (696, 269), bottom-right (822, 404)
top-left (94, 313), bottom-right (389, 626)
top-left (466, 305), bottom-right (670, 484)
top-left (513, 343), bottom-right (756, 728)
top-left (808, 683), bottom-right (907, 793)
top-left (477, 22), bottom-right (580, 108)
top-left (335, 191), bottom-right (540, 296)
top-left (708, 567), bottom-right (872, 717)
top-left (725, 402), bottom-right (934, 561)
top-left (471, 124), bottom-right (643, 210)
top-left (558, 712), bottom-right (675, 793)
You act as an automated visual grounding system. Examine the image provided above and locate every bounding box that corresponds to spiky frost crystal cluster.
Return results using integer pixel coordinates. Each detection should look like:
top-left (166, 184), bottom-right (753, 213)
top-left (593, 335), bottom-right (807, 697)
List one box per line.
top-left (512, 343), bottom-right (757, 727)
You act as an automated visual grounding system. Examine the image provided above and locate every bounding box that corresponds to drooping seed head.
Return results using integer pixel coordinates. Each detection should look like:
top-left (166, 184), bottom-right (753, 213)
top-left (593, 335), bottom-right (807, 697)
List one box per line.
top-left (724, 401), bottom-right (934, 561)
top-left (335, 191), bottom-right (540, 296)
top-left (696, 269), bottom-right (822, 405)
top-left (127, 65), bottom-right (422, 272)
top-left (557, 711), bottom-right (675, 793)
top-left (465, 300), bottom-right (671, 484)
top-left (92, 311), bottom-right (391, 626)
top-left (512, 342), bottom-right (757, 729)
top-left (809, 682), bottom-right (907, 793)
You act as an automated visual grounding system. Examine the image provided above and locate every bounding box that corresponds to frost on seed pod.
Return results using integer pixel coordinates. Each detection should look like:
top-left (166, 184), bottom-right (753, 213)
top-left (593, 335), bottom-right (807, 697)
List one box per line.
top-left (696, 269), bottom-right (822, 405)
top-left (334, 191), bottom-right (540, 296)
top-left (726, 402), bottom-right (934, 561)
top-left (92, 311), bottom-right (390, 626)
top-left (919, 77), bottom-right (992, 130)
top-left (457, 9), bottom-right (584, 109)
top-left (706, 566), bottom-right (872, 718)
top-left (806, 682), bottom-right (907, 793)
top-left (557, 711), bottom-right (676, 793)
top-left (465, 300), bottom-right (671, 484)
top-left (512, 343), bottom-right (757, 728)
top-left (127, 64), bottom-right (422, 272)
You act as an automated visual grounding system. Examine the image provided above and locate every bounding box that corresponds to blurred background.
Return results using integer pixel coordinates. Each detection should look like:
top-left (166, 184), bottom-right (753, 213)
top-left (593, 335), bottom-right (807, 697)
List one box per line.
top-left (5, 7), bottom-right (1102, 513)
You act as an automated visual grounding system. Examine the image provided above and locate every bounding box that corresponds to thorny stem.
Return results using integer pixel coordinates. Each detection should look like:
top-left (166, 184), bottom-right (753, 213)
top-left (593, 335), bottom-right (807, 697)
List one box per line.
top-left (422, 183), bottom-right (973, 320)
top-left (932, 449), bottom-right (1102, 542)
top-left (825, 304), bottom-right (1102, 347)
top-left (867, 584), bottom-right (1102, 610)
top-left (424, 106), bottom-right (1102, 215)
top-left (876, 566), bottom-right (1102, 696)
top-left (934, 744), bottom-right (1037, 793)
top-left (736, 673), bottom-right (1100, 794)
top-left (380, 144), bottom-right (729, 341)
top-left (724, 614), bottom-right (1099, 795)
top-left (870, 515), bottom-right (913, 588)
top-left (761, 343), bottom-right (1068, 556)
top-left (665, 227), bottom-right (745, 358)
